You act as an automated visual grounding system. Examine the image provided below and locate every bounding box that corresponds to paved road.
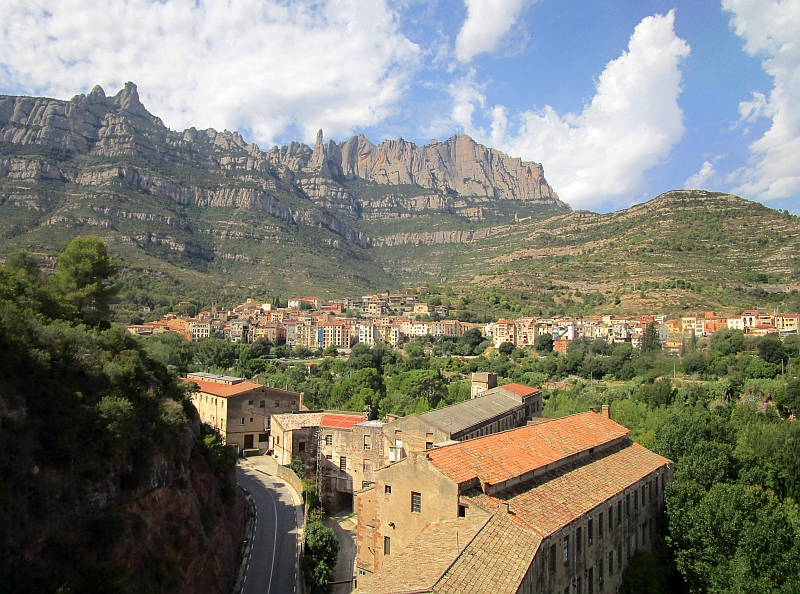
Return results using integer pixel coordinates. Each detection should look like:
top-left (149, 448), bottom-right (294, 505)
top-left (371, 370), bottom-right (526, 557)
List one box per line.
top-left (236, 466), bottom-right (302, 594)
top-left (323, 513), bottom-right (357, 594)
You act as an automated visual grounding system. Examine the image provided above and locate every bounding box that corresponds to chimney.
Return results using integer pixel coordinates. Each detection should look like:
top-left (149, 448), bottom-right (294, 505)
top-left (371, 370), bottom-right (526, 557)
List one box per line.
top-left (601, 404), bottom-right (610, 419)
top-left (299, 392), bottom-right (305, 410)
top-left (589, 406), bottom-right (597, 413)
top-left (499, 502), bottom-right (510, 514)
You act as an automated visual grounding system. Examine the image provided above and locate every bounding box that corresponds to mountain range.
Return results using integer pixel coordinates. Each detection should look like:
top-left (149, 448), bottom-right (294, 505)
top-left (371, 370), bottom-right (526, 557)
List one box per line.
top-left (0, 82), bottom-right (798, 314)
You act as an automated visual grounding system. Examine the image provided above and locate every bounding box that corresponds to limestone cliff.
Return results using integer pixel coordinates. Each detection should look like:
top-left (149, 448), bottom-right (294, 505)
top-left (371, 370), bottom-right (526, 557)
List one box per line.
top-left (271, 130), bottom-right (565, 206)
top-left (0, 82), bottom-right (571, 291)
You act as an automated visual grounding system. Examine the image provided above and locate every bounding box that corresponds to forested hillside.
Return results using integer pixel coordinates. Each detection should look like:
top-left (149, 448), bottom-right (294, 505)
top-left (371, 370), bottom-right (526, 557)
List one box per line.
top-left (0, 238), bottom-right (245, 594)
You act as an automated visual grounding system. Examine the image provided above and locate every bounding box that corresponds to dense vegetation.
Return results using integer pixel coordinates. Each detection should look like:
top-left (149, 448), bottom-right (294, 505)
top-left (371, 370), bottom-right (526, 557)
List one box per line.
top-left (536, 332), bottom-right (800, 593)
top-left (0, 238), bottom-right (240, 594)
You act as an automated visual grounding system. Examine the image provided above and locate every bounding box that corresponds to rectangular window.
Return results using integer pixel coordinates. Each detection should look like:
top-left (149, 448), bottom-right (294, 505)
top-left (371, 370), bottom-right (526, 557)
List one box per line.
top-left (339, 456), bottom-right (347, 471)
top-left (626, 494), bottom-right (630, 516)
top-left (618, 501), bottom-right (622, 525)
top-left (383, 536), bottom-right (391, 556)
top-left (274, 399), bottom-right (281, 407)
top-left (426, 442), bottom-right (434, 450)
top-left (362, 481), bottom-right (373, 489)
top-left (411, 491), bottom-right (421, 513)
top-left (577, 527), bottom-right (582, 554)
top-left (661, 474), bottom-right (665, 495)
top-left (618, 545), bottom-right (622, 569)
top-left (641, 485), bottom-right (645, 505)
top-left (259, 400), bottom-right (265, 408)
top-left (634, 491), bottom-right (638, 510)
top-left (364, 435), bottom-right (371, 449)
top-left (258, 433), bottom-right (268, 442)
top-left (598, 561), bottom-right (603, 590)
top-left (248, 400), bottom-right (254, 405)
top-left (363, 459), bottom-right (371, 472)
top-left (325, 454), bottom-right (332, 460)
top-left (608, 551), bottom-right (614, 576)
top-left (577, 576), bottom-right (582, 594)
top-left (608, 507), bottom-right (612, 531)
top-left (588, 518), bottom-right (594, 545)
top-left (549, 545), bottom-right (556, 573)
top-left (240, 418), bottom-right (245, 425)
top-left (563, 535), bottom-right (569, 564)
top-left (458, 505), bottom-right (466, 518)
top-left (385, 485), bottom-right (392, 494)
top-left (588, 566), bottom-right (594, 594)
top-left (298, 441), bottom-right (305, 453)
top-left (325, 434), bottom-right (332, 445)
top-left (642, 522), bottom-right (647, 545)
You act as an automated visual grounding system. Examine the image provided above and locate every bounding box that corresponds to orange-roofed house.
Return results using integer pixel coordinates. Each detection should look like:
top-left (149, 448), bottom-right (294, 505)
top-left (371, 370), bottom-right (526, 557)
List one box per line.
top-left (354, 411), bottom-right (672, 594)
top-left (183, 372), bottom-right (302, 455)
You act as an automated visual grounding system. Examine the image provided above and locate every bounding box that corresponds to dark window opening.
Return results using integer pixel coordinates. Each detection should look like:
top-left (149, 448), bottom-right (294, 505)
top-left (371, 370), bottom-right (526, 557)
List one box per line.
top-left (411, 491), bottom-right (421, 513)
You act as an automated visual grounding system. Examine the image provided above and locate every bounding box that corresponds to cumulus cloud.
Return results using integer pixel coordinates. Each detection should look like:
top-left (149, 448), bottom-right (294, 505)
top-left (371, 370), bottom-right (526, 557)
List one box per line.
top-left (685, 160), bottom-right (720, 189)
top-left (455, 0), bottom-right (529, 62)
top-left (451, 10), bottom-right (690, 209)
top-left (723, 0), bottom-right (800, 201)
top-left (0, 0), bottom-right (420, 146)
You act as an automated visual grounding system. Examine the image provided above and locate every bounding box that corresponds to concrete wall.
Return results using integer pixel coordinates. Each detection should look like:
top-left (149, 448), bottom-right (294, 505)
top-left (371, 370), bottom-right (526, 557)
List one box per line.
top-left (224, 387), bottom-right (300, 453)
top-left (518, 464), bottom-right (672, 594)
top-left (356, 453), bottom-right (459, 575)
top-left (381, 415), bottom-right (450, 456)
top-left (319, 424), bottom-right (388, 511)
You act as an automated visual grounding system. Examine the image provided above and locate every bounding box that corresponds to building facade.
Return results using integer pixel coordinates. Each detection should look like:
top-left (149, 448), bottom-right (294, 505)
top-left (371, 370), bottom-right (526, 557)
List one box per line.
top-left (354, 412), bottom-right (672, 594)
top-left (185, 372), bottom-right (301, 454)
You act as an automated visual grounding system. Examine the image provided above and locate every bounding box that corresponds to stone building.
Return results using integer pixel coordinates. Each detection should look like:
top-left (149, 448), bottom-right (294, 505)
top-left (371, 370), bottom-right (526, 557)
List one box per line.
top-left (270, 411), bottom-right (390, 509)
top-left (354, 411), bottom-right (672, 594)
top-left (184, 372), bottom-right (301, 454)
top-left (385, 383), bottom-right (542, 458)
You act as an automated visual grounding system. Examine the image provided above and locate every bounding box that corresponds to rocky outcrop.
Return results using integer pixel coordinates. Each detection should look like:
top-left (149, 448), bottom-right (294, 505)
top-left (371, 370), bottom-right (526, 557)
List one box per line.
top-left (268, 130), bottom-right (567, 207)
top-left (0, 83), bottom-right (569, 265)
top-left (0, 158), bottom-right (64, 181)
top-left (294, 209), bottom-right (371, 248)
top-left (376, 226), bottom-right (511, 247)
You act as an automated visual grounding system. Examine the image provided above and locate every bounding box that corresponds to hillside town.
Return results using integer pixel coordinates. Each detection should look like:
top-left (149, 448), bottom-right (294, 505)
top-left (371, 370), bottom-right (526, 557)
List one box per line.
top-left (127, 289), bottom-right (800, 356)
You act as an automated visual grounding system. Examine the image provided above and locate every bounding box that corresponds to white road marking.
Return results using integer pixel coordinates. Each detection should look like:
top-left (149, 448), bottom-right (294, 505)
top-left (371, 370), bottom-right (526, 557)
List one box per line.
top-left (264, 480), bottom-right (279, 594)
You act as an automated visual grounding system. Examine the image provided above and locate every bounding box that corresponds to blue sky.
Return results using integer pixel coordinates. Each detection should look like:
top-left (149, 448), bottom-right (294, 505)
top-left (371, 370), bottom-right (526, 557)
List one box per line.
top-left (0, 0), bottom-right (798, 214)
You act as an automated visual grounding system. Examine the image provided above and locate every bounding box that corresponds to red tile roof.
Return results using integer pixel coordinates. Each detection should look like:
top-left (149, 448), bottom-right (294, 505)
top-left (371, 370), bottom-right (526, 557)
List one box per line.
top-left (498, 383), bottom-right (540, 397)
top-left (470, 442), bottom-right (670, 536)
top-left (182, 378), bottom-right (262, 397)
top-left (320, 413), bottom-right (368, 429)
top-left (427, 412), bottom-right (629, 486)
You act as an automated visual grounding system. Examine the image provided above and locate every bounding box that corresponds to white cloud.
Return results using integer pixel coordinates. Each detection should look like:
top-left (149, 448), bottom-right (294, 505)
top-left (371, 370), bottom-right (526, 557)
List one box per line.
top-left (0, 0), bottom-right (420, 146)
top-left (455, 0), bottom-right (529, 62)
top-left (685, 160), bottom-right (720, 189)
top-left (723, 0), bottom-right (800, 202)
top-left (451, 10), bottom-right (690, 209)
top-left (738, 91), bottom-right (772, 123)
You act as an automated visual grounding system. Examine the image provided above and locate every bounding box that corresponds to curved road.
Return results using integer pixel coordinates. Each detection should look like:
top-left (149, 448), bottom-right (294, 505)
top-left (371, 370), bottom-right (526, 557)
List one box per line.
top-left (236, 465), bottom-right (303, 594)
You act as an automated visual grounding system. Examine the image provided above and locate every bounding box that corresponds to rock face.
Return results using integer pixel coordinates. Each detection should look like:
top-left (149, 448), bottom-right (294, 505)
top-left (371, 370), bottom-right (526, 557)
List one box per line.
top-left (266, 130), bottom-right (566, 206)
top-left (0, 83), bottom-right (570, 284)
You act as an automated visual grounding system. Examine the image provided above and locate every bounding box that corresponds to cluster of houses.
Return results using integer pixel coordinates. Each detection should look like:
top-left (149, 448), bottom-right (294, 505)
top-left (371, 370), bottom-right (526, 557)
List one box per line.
top-left (186, 370), bottom-right (671, 593)
top-left (127, 291), bottom-right (799, 358)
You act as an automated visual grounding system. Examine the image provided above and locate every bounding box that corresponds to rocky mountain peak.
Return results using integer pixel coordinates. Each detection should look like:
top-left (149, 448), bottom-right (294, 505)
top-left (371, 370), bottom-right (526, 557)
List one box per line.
top-left (111, 81), bottom-right (151, 119)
